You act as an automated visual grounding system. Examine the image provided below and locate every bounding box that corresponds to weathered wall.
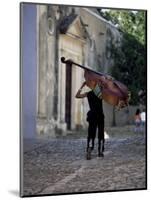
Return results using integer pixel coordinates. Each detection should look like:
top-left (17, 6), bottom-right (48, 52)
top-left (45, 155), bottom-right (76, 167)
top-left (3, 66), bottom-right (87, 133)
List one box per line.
top-left (36, 5), bottom-right (57, 137)
top-left (80, 8), bottom-right (106, 71)
top-left (80, 8), bottom-right (121, 73)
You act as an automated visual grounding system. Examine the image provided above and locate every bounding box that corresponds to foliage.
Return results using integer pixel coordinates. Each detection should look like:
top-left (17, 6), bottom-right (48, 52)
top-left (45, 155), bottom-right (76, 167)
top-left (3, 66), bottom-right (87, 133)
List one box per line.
top-left (98, 9), bottom-right (146, 105)
top-left (98, 9), bottom-right (146, 45)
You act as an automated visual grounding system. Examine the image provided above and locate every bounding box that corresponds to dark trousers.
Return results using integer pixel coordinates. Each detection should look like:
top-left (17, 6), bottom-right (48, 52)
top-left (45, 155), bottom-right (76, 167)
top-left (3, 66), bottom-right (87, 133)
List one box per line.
top-left (87, 113), bottom-right (104, 153)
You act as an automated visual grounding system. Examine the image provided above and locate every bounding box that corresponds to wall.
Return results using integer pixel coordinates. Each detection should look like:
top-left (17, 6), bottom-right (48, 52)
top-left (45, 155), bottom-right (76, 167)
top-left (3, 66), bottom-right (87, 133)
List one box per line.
top-left (80, 8), bottom-right (106, 71)
top-left (36, 5), bottom-right (57, 137)
top-left (22, 4), bottom-right (37, 138)
top-left (103, 102), bottom-right (139, 127)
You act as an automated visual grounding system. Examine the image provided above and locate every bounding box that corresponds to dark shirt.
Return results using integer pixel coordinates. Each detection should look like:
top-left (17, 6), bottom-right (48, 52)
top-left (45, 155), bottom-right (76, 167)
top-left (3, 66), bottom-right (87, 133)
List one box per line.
top-left (87, 91), bottom-right (104, 116)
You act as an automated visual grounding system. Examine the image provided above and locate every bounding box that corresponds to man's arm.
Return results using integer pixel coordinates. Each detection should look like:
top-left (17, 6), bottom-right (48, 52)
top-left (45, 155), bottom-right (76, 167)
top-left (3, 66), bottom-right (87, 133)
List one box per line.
top-left (75, 82), bottom-right (88, 98)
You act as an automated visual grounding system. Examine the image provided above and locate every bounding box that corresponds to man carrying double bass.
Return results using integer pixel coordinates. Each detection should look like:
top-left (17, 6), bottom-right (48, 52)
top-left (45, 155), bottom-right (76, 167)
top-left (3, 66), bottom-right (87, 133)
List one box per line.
top-left (75, 81), bottom-right (105, 160)
top-left (61, 57), bottom-right (130, 160)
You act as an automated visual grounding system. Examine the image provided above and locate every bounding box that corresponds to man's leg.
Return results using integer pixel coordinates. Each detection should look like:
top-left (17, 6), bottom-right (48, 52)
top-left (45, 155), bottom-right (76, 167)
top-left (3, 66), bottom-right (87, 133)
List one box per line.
top-left (87, 121), bottom-right (97, 159)
top-left (98, 116), bottom-right (105, 157)
top-left (98, 138), bottom-right (105, 157)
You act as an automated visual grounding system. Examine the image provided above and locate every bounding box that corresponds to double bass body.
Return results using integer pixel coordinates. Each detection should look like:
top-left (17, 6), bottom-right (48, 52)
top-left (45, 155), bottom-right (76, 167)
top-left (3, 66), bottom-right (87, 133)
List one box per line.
top-left (84, 70), bottom-right (130, 109)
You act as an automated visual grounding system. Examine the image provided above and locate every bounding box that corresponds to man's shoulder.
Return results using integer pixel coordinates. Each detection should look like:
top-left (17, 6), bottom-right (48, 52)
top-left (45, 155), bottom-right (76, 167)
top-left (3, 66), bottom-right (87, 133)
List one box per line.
top-left (87, 90), bottom-right (93, 97)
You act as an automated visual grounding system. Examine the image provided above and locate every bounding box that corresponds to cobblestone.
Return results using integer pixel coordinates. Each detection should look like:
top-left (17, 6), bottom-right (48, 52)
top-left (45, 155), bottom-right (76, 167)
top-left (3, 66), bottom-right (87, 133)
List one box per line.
top-left (23, 128), bottom-right (146, 196)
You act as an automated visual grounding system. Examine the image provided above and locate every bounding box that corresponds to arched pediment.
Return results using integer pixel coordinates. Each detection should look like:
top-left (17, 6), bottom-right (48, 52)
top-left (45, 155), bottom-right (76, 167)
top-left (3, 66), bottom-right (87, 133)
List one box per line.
top-left (59, 14), bottom-right (86, 40)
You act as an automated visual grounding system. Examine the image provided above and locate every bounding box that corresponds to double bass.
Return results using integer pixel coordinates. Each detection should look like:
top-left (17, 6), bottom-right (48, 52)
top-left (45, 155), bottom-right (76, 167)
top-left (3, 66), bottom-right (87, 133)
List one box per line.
top-left (61, 57), bottom-right (131, 110)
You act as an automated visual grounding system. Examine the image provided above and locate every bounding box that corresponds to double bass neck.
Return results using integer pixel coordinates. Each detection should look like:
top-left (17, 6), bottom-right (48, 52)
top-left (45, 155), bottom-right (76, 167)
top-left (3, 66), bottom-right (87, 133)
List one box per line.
top-left (61, 57), bottom-right (109, 77)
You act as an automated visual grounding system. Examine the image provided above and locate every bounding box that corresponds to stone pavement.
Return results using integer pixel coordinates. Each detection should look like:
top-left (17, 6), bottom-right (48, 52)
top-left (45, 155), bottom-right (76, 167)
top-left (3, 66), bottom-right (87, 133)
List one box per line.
top-left (23, 126), bottom-right (146, 196)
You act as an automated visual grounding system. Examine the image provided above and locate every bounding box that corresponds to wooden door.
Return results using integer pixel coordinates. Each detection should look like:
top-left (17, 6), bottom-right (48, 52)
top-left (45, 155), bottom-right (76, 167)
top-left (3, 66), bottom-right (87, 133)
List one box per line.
top-left (65, 62), bottom-right (72, 129)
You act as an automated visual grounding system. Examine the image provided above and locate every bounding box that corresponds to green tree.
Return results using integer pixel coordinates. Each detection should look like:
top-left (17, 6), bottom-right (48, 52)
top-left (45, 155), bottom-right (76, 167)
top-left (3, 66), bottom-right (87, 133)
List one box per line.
top-left (98, 9), bottom-right (146, 44)
top-left (98, 9), bottom-right (146, 105)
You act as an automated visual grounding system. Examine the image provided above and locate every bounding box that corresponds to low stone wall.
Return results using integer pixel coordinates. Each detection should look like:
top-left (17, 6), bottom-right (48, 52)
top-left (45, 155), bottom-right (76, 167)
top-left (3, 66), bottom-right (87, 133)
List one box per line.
top-left (103, 102), bottom-right (142, 127)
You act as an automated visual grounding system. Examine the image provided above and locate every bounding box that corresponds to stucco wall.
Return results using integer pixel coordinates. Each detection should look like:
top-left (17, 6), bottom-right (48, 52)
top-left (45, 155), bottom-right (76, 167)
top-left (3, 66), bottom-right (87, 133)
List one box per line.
top-left (36, 5), bottom-right (57, 137)
top-left (103, 102), bottom-right (139, 127)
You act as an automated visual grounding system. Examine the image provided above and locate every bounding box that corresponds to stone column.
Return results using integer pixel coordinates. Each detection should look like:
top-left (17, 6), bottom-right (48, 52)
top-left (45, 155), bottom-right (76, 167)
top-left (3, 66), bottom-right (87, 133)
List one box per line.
top-left (36, 5), bottom-right (56, 137)
top-left (37, 5), bottom-right (47, 119)
top-left (56, 47), bottom-right (67, 134)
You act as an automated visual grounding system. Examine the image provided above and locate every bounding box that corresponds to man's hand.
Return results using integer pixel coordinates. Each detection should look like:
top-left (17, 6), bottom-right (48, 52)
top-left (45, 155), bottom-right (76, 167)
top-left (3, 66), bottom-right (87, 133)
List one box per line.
top-left (66, 59), bottom-right (73, 65)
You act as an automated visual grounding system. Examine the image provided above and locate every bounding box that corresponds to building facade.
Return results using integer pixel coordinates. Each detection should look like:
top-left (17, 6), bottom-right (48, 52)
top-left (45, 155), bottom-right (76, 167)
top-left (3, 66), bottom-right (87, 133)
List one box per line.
top-left (35, 4), bottom-right (123, 137)
top-left (22, 3), bottom-right (133, 138)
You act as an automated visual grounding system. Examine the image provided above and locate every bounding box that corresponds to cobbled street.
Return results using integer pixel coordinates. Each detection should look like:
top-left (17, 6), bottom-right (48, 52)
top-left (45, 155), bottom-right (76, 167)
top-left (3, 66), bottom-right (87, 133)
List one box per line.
top-left (23, 126), bottom-right (146, 196)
